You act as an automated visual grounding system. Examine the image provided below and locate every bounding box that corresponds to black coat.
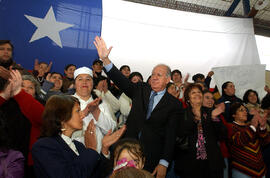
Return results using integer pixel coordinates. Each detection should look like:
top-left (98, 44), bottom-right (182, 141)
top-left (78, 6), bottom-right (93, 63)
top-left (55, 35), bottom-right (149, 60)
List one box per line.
top-left (174, 107), bottom-right (227, 174)
top-left (106, 65), bottom-right (183, 171)
top-left (32, 135), bottom-right (108, 178)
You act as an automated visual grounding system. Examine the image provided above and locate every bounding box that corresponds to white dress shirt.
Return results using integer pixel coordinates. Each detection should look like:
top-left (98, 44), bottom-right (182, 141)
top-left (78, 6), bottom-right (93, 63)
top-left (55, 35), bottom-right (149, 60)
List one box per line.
top-left (72, 93), bottom-right (116, 153)
top-left (61, 134), bottom-right (79, 156)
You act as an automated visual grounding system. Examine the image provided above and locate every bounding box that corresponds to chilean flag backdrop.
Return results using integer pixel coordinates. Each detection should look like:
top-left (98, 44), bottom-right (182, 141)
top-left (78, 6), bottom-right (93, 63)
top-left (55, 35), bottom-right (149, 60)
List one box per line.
top-left (0, 0), bottom-right (102, 71)
top-left (0, 0), bottom-right (261, 85)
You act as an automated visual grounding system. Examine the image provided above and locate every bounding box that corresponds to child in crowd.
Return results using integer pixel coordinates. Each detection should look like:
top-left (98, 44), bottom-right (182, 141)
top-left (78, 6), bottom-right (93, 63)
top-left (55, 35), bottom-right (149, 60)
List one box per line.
top-left (112, 138), bottom-right (145, 171)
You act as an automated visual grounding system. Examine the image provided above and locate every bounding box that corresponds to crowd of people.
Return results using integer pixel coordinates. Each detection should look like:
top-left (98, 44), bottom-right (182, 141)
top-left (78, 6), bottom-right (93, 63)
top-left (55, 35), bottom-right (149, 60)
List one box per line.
top-left (1, 38), bottom-right (270, 178)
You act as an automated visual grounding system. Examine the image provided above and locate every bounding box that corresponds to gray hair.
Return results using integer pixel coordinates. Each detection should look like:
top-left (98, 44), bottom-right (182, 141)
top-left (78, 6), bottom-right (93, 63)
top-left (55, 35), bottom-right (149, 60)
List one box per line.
top-left (154, 64), bottom-right (171, 77)
top-left (22, 75), bottom-right (41, 96)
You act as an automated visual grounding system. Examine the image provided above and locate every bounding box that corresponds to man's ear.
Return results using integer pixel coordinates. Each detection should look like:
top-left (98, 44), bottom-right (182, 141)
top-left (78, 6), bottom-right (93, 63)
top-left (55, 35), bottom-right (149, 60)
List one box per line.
top-left (166, 76), bottom-right (171, 84)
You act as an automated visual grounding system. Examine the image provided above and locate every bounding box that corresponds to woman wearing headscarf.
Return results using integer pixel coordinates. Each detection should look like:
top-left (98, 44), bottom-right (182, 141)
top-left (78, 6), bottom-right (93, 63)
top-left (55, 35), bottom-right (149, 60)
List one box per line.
top-left (71, 67), bottom-right (116, 153)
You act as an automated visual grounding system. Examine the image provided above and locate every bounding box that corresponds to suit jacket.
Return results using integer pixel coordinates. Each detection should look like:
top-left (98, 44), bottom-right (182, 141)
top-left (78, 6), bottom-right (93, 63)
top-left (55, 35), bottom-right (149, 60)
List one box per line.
top-left (32, 135), bottom-right (102, 178)
top-left (174, 107), bottom-right (227, 174)
top-left (106, 65), bottom-right (183, 171)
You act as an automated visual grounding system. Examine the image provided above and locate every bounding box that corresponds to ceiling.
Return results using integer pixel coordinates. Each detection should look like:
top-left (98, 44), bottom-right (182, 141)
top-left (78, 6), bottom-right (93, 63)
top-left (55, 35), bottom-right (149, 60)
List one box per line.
top-left (125, 0), bottom-right (270, 37)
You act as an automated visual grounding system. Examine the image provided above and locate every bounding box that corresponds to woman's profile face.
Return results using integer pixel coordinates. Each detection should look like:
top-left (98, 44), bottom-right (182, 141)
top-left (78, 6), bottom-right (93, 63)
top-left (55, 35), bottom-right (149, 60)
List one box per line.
top-left (116, 149), bottom-right (144, 169)
top-left (63, 103), bottom-right (83, 134)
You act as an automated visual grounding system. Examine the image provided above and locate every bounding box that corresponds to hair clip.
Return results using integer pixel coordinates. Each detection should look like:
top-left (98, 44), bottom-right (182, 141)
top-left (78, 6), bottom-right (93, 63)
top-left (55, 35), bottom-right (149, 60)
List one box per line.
top-left (113, 158), bottom-right (136, 171)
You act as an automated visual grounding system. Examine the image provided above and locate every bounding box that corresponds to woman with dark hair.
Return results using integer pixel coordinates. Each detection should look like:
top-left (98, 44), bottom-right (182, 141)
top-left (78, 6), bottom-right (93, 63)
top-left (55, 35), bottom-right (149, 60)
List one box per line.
top-left (171, 70), bottom-right (182, 86)
top-left (202, 90), bottom-right (230, 178)
top-left (129, 72), bottom-right (143, 83)
top-left (62, 64), bottom-right (76, 93)
top-left (229, 102), bottom-right (268, 178)
top-left (42, 72), bottom-right (64, 100)
top-left (0, 111), bottom-right (24, 178)
top-left (217, 81), bottom-right (242, 122)
top-left (32, 95), bottom-right (126, 178)
top-left (260, 94), bottom-right (270, 178)
top-left (174, 83), bottom-right (227, 178)
top-left (243, 89), bottom-right (262, 113)
top-left (120, 65), bottom-right (131, 78)
top-left (166, 82), bottom-right (180, 98)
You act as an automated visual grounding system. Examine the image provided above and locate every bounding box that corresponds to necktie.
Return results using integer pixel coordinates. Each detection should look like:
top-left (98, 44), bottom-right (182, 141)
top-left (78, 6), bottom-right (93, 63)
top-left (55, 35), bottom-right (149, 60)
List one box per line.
top-left (146, 92), bottom-right (157, 119)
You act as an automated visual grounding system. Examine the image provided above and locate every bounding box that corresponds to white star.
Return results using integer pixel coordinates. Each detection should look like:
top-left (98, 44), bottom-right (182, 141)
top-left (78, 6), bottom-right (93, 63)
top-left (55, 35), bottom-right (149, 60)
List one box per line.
top-left (25, 6), bottom-right (74, 48)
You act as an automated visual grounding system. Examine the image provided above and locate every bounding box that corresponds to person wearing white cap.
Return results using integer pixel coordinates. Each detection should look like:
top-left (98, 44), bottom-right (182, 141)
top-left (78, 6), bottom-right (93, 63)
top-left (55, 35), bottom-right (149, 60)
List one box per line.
top-left (72, 67), bottom-right (116, 153)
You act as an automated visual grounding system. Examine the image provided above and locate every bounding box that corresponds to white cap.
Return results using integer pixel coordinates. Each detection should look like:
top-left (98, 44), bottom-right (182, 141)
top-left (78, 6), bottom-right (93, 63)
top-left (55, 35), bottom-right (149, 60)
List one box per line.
top-left (74, 67), bottom-right (93, 79)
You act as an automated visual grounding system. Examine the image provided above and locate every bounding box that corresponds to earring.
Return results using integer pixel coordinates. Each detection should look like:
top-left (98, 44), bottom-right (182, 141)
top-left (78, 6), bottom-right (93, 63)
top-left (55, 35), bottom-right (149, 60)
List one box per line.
top-left (61, 128), bottom-right (66, 132)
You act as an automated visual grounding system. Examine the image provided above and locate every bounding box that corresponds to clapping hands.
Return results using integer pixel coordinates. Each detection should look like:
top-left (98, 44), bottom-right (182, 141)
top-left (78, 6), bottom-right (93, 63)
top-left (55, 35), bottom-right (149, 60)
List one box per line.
top-left (0, 70), bottom-right (22, 100)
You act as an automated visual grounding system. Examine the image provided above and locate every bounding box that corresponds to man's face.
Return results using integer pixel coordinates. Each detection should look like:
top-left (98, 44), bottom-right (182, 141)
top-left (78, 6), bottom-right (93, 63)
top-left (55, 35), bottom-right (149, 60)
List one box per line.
top-left (151, 65), bottom-right (170, 92)
top-left (0, 43), bottom-right (12, 61)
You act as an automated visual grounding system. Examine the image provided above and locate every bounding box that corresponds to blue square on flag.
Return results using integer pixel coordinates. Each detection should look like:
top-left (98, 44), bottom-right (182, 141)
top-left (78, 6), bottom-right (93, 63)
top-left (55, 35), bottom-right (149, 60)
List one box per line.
top-left (0, 0), bottom-right (102, 72)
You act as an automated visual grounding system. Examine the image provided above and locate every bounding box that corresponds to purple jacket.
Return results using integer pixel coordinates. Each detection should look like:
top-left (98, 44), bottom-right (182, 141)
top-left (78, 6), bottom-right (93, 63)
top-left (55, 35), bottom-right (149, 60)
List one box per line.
top-left (0, 149), bottom-right (24, 178)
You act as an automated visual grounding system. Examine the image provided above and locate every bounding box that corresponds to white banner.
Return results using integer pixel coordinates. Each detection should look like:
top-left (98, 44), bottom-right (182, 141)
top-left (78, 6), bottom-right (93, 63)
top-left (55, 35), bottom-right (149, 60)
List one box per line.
top-left (102, 0), bottom-right (260, 82)
top-left (212, 64), bottom-right (266, 99)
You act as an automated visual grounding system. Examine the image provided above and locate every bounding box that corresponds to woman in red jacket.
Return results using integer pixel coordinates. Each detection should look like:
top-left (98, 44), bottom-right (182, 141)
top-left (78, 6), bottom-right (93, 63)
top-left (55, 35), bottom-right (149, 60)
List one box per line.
top-left (0, 70), bottom-right (44, 177)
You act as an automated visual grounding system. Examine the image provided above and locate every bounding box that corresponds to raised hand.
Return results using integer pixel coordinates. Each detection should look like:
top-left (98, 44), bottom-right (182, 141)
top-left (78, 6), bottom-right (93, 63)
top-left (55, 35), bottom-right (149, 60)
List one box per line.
top-left (84, 119), bottom-right (97, 150)
top-left (184, 73), bottom-right (190, 83)
top-left (251, 115), bottom-right (259, 128)
top-left (46, 61), bottom-right (53, 73)
top-left (46, 73), bottom-right (51, 81)
top-left (101, 125), bottom-right (126, 155)
top-left (211, 103), bottom-right (225, 119)
top-left (258, 112), bottom-right (268, 129)
top-left (0, 66), bottom-right (11, 80)
top-left (9, 70), bottom-right (22, 96)
top-left (93, 36), bottom-right (112, 65)
top-left (87, 98), bottom-right (101, 113)
top-left (96, 80), bottom-right (104, 92)
top-left (0, 81), bottom-right (13, 100)
top-left (81, 98), bottom-right (101, 120)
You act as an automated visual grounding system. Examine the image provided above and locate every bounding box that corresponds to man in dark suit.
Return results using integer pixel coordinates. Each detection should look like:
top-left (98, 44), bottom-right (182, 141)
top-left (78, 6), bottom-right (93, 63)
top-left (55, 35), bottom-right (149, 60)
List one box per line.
top-left (94, 36), bottom-right (183, 178)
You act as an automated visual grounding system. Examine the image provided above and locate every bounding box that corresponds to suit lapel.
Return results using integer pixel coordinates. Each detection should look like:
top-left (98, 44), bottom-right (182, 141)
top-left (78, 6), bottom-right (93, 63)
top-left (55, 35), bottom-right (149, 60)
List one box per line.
top-left (151, 92), bottom-right (169, 115)
top-left (144, 87), bottom-right (152, 114)
top-left (55, 135), bottom-right (78, 156)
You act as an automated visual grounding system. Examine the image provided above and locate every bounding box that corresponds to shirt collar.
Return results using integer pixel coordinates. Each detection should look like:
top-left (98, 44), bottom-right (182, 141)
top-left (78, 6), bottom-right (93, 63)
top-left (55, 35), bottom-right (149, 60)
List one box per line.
top-left (61, 134), bottom-right (73, 145)
top-left (233, 121), bottom-right (246, 126)
top-left (73, 93), bottom-right (93, 103)
top-left (152, 88), bottom-right (166, 95)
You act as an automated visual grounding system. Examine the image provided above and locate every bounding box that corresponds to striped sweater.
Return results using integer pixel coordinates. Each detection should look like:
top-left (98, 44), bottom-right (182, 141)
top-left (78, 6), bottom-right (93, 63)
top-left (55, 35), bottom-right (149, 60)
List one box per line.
top-left (229, 122), bottom-right (268, 177)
